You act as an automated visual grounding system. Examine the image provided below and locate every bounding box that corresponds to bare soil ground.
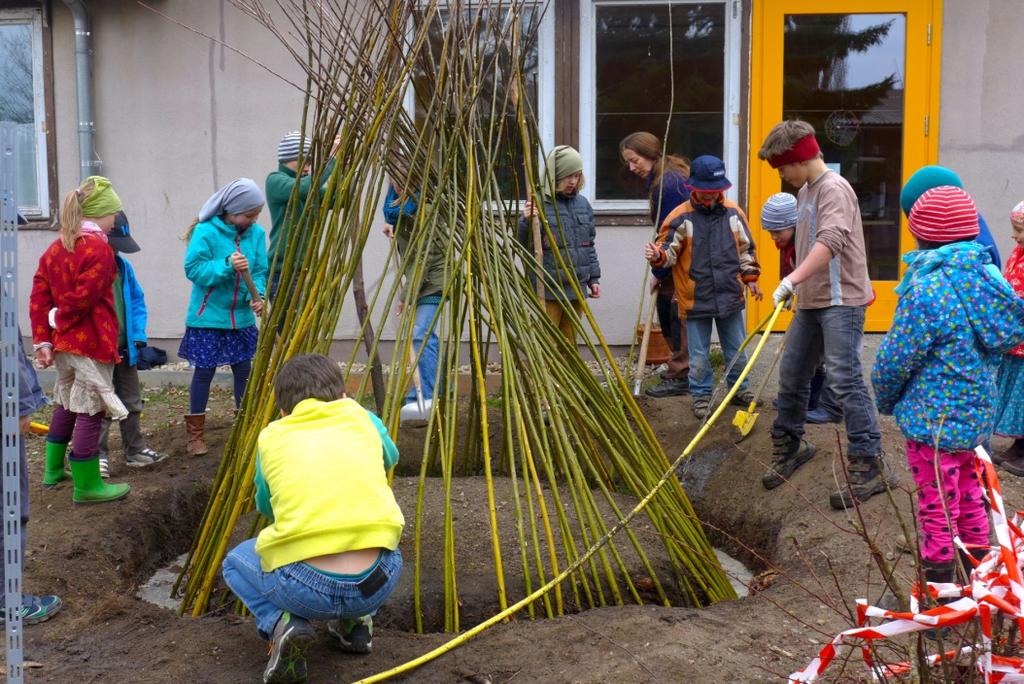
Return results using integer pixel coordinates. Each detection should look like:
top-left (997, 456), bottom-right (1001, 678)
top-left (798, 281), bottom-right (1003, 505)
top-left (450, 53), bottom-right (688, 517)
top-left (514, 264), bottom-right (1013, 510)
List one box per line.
top-left (13, 384), bottom-right (1022, 683)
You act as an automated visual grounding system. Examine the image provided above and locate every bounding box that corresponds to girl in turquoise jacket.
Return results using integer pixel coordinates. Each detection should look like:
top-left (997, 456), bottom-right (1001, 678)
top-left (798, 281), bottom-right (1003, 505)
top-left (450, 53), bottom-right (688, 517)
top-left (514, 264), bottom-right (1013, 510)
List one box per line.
top-left (180, 178), bottom-right (268, 455)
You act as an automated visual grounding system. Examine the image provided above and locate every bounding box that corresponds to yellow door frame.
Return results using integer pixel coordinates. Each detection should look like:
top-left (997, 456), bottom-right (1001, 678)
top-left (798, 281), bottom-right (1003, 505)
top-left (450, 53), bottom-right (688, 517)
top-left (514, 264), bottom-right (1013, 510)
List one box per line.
top-left (747, 0), bottom-right (943, 332)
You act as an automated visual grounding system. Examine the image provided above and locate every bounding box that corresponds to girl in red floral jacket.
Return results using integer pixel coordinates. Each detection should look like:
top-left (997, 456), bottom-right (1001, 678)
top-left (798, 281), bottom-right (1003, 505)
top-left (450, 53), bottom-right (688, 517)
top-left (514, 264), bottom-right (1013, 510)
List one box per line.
top-left (30, 176), bottom-right (132, 504)
top-left (994, 200), bottom-right (1024, 475)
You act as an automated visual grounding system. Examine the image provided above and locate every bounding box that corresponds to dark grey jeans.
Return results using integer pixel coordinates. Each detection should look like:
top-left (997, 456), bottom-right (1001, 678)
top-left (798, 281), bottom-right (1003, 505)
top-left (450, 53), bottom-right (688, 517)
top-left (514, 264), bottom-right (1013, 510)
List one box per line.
top-left (98, 359), bottom-right (146, 458)
top-left (773, 305), bottom-right (881, 458)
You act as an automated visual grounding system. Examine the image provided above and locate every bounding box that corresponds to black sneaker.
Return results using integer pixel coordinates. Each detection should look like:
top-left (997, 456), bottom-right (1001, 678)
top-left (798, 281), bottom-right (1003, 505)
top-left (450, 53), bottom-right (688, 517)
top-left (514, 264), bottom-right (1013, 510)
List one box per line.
top-left (328, 615), bottom-right (373, 654)
top-left (829, 455), bottom-right (891, 510)
top-left (645, 377), bottom-right (689, 398)
top-left (761, 431), bottom-right (816, 490)
top-left (0, 594), bottom-right (62, 625)
top-left (263, 612), bottom-right (317, 684)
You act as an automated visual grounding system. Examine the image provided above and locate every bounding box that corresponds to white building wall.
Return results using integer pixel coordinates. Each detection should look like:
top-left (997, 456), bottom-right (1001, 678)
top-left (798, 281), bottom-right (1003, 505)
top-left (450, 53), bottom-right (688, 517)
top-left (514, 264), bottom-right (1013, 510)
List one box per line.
top-left (938, 0), bottom-right (1024, 260)
top-left (16, 0), bottom-right (648, 351)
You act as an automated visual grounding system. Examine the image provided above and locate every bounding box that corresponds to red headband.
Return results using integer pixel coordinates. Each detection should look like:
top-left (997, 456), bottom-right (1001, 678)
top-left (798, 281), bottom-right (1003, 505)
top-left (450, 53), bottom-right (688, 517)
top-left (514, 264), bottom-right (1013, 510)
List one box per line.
top-left (767, 134), bottom-right (821, 169)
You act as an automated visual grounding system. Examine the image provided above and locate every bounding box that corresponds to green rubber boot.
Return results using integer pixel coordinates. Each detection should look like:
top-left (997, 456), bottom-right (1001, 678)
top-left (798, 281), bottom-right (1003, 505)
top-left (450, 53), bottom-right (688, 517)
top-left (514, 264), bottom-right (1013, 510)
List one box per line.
top-left (70, 456), bottom-right (129, 504)
top-left (43, 441), bottom-right (71, 489)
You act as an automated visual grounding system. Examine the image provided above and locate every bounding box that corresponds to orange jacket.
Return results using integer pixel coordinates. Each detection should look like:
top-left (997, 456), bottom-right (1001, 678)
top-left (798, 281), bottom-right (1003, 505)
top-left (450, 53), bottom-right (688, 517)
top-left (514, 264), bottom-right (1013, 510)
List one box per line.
top-left (649, 198), bottom-right (759, 319)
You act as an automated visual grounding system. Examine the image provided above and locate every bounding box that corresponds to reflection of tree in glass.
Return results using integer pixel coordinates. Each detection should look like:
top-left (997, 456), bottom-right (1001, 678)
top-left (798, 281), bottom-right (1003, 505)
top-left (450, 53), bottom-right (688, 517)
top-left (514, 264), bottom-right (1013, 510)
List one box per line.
top-left (410, 7), bottom-right (540, 197)
top-left (783, 15), bottom-right (896, 112)
top-left (596, 6), bottom-right (723, 116)
top-left (0, 25), bottom-right (35, 124)
top-left (594, 4), bottom-right (726, 199)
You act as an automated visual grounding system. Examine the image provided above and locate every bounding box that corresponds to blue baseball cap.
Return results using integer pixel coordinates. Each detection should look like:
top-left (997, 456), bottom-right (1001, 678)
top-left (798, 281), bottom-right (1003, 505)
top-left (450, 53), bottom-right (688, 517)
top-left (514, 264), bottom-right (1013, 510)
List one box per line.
top-left (108, 210), bottom-right (140, 253)
top-left (687, 155), bottom-right (732, 191)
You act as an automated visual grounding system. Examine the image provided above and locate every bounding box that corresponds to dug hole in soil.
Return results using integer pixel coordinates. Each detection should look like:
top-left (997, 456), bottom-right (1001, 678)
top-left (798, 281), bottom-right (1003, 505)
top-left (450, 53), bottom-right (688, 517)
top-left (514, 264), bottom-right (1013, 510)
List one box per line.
top-left (16, 385), bottom-right (1022, 682)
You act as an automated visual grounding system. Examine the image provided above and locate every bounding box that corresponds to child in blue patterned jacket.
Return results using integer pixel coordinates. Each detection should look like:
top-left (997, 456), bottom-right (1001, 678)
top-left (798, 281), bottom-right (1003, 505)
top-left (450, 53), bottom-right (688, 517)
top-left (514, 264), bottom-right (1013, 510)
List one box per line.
top-left (872, 186), bottom-right (1024, 588)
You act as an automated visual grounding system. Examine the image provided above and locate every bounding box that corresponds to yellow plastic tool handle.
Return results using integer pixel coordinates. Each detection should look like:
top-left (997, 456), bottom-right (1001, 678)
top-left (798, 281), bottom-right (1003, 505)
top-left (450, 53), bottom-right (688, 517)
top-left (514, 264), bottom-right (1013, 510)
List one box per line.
top-left (29, 421), bottom-right (48, 435)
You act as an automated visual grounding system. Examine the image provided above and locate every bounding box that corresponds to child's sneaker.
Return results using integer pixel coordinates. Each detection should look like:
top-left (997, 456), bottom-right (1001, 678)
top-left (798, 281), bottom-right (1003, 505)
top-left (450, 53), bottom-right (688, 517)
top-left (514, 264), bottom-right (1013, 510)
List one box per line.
top-left (829, 454), bottom-right (891, 510)
top-left (125, 447), bottom-right (168, 468)
top-left (806, 406), bottom-right (842, 424)
top-left (98, 456), bottom-right (110, 479)
top-left (691, 395), bottom-right (712, 419)
top-left (729, 389), bottom-right (756, 407)
top-left (263, 612), bottom-right (316, 684)
top-left (0, 594), bottom-right (62, 625)
top-left (328, 615), bottom-right (373, 654)
top-left (762, 430), bottom-right (815, 489)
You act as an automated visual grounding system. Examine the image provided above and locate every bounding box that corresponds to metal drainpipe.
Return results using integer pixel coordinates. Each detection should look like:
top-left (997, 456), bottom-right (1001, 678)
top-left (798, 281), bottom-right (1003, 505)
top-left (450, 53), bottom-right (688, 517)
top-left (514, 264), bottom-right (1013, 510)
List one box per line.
top-left (62, 0), bottom-right (100, 179)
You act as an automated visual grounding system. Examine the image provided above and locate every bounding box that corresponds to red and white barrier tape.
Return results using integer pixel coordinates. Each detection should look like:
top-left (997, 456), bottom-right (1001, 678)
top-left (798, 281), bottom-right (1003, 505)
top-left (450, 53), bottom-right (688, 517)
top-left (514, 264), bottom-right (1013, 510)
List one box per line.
top-left (790, 447), bottom-right (1024, 682)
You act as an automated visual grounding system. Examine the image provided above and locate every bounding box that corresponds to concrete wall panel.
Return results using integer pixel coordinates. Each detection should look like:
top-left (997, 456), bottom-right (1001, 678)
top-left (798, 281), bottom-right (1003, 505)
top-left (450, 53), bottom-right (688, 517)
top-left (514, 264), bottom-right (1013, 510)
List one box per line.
top-left (15, 1), bottom-right (670, 350)
top-left (938, 0), bottom-right (1024, 260)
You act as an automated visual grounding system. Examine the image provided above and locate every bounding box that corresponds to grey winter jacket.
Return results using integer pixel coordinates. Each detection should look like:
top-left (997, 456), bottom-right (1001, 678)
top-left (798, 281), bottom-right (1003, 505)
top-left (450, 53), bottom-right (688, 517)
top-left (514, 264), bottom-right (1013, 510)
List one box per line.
top-left (518, 193), bottom-right (601, 302)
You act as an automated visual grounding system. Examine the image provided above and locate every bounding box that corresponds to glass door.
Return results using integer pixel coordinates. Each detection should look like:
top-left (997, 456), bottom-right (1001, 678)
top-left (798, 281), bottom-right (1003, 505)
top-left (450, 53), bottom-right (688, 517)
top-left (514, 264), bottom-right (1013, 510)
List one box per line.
top-left (748, 0), bottom-right (942, 331)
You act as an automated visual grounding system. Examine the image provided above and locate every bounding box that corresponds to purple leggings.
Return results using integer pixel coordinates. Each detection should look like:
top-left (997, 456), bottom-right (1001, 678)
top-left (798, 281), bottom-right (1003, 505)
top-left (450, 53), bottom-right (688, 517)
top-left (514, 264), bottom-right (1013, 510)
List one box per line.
top-left (47, 404), bottom-right (104, 460)
top-left (906, 439), bottom-right (989, 563)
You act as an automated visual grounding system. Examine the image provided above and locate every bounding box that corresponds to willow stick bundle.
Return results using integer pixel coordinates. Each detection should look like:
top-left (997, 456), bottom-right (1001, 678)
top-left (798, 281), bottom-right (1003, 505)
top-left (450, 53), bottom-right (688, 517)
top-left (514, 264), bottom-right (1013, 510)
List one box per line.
top-left (175, 0), bottom-right (736, 627)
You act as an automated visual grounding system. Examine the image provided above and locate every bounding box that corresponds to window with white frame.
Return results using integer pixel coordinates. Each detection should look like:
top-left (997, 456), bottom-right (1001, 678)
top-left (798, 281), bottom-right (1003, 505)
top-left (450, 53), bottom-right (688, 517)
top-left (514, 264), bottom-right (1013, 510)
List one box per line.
top-left (580, 1), bottom-right (740, 209)
top-left (406, 2), bottom-right (554, 199)
top-left (0, 8), bottom-right (49, 218)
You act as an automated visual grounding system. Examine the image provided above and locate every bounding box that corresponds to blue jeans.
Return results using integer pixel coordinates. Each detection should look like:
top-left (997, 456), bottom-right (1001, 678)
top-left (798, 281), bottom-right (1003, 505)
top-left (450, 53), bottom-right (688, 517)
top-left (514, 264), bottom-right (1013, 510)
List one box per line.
top-left (686, 310), bottom-right (749, 397)
top-left (406, 300), bottom-right (441, 403)
top-left (221, 538), bottom-right (403, 639)
top-left (773, 306), bottom-right (881, 458)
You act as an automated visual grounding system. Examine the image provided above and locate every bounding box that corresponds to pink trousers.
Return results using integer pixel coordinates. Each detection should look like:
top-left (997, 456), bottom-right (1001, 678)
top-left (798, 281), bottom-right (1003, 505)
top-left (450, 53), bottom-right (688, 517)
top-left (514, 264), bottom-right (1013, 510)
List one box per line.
top-left (906, 439), bottom-right (989, 564)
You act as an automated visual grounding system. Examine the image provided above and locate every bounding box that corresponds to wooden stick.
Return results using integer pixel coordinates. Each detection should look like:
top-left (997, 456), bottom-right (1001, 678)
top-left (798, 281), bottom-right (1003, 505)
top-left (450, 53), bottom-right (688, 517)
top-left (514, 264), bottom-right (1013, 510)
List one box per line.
top-left (240, 269), bottom-right (262, 307)
top-left (529, 212), bottom-right (545, 302)
top-left (632, 293), bottom-right (658, 396)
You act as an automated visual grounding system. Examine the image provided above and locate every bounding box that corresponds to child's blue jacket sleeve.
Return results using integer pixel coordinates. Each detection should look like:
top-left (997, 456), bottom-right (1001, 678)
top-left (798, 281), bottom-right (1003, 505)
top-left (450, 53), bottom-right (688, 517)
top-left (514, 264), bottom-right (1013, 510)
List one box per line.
top-left (121, 258), bottom-right (148, 345)
top-left (871, 288), bottom-right (935, 415)
top-left (367, 412), bottom-right (399, 470)
top-left (382, 185), bottom-right (418, 226)
top-left (254, 233), bottom-right (268, 296)
top-left (243, 227), bottom-right (269, 300)
top-left (184, 229), bottom-right (235, 287)
top-left (253, 451), bottom-right (274, 521)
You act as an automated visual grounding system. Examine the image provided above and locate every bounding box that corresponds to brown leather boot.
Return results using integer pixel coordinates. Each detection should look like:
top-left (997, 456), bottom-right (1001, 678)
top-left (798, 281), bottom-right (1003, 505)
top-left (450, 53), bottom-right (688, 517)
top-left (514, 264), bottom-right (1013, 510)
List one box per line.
top-left (185, 414), bottom-right (208, 456)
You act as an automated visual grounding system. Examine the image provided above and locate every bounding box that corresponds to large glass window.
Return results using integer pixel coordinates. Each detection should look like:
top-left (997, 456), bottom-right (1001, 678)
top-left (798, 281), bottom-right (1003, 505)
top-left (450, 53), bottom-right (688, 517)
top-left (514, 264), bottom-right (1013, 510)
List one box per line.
top-left (0, 9), bottom-right (49, 218)
top-left (581, 1), bottom-right (738, 208)
top-left (782, 13), bottom-right (906, 280)
top-left (408, 3), bottom-right (553, 199)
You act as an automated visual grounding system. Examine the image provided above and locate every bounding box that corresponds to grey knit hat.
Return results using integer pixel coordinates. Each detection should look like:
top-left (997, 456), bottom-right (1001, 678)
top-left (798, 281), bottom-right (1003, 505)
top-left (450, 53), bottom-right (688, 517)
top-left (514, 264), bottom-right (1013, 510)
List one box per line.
top-left (277, 131), bottom-right (312, 163)
top-left (542, 145), bottom-right (583, 196)
top-left (760, 192), bottom-right (798, 231)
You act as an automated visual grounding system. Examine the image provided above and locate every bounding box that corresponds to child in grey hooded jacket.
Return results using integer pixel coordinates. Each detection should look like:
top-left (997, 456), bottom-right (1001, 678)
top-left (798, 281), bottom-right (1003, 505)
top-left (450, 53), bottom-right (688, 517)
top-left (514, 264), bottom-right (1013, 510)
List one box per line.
top-left (518, 145), bottom-right (601, 341)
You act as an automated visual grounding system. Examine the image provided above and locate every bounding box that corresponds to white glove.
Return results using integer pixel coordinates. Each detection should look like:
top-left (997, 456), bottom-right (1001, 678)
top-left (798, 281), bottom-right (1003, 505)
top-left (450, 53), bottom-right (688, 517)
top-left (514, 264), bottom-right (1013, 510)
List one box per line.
top-left (772, 277), bottom-right (795, 309)
top-left (48, 307), bottom-right (57, 329)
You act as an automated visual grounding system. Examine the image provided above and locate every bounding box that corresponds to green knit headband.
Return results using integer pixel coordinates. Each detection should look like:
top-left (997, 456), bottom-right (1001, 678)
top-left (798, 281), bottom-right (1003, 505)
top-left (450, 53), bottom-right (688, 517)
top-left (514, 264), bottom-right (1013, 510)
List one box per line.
top-left (80, 176), bottom-right (123, 218)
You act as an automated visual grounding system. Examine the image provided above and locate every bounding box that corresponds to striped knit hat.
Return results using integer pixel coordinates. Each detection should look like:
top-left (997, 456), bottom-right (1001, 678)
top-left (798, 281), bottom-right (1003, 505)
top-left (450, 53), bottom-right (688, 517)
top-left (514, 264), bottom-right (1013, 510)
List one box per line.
top-left (760, 192), bottom-right (798, 231)
top-left (908, 185), bottom-right (979, 243)
top-left (277, 131), bottom-right (312, 163)
top-left (1011, 200), bottom-right (1024, 226)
